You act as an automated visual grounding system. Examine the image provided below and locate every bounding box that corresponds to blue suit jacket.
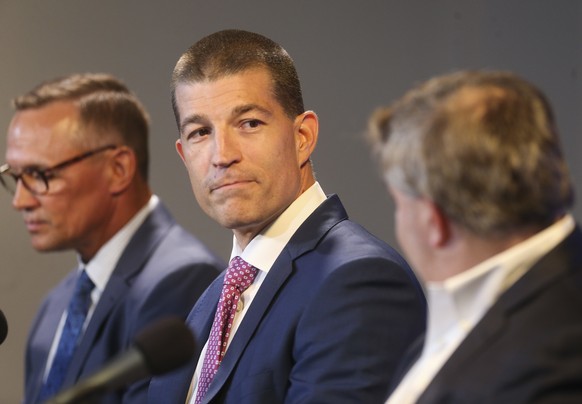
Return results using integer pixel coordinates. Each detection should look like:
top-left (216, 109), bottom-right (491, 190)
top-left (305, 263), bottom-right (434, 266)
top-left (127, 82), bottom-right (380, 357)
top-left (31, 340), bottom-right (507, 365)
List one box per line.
top-left (149, 195), bottom-right (426, 404)
top-left (390, 225), bottom-right (582, 404)
top-left (24, 202), bottom-right (224, 404)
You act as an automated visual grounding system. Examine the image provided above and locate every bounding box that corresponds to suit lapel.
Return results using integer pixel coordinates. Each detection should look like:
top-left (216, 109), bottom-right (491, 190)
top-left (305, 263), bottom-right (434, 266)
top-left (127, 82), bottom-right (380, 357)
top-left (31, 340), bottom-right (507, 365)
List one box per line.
top-left (153, 274), bottom-right (225, 403)
top-left (146, 271), bottom-right (224, 404)
top-left (62, 203), bottom-right (175, 386)
top-left (189, 277), bottom-right (224, 360)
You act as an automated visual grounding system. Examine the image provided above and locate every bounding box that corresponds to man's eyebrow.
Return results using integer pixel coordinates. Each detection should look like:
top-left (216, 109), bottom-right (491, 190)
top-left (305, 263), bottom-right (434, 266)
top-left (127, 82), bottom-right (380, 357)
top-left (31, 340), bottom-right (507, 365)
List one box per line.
top-left (231, 104), bottom-right (272, 118)
top-left (179, 114), bottom-right (205, 134)
top-left (6, 163), bottom-right (48, 173)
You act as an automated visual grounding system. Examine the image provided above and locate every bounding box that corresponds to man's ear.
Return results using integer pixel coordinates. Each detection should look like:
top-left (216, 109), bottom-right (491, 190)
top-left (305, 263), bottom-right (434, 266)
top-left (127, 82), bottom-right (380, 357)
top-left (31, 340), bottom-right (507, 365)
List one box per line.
top-left (426, 201), bottom-right (451, 248)
top-left (176, 138), bottom-right (186, 164)
top-left (294, 111), bottom-right (318, 166)
top-left (108, 146), bottom-right (136, 195)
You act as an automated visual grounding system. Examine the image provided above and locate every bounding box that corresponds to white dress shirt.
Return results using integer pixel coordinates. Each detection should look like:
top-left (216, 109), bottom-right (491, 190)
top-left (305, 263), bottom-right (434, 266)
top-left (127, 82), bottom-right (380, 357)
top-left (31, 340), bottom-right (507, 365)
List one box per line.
top-left (43, 195), bottom-right (159, 380)
top-left (386, 214), bottom-right (575, 404)
top-left (187, 182), bottom-right (327, 403)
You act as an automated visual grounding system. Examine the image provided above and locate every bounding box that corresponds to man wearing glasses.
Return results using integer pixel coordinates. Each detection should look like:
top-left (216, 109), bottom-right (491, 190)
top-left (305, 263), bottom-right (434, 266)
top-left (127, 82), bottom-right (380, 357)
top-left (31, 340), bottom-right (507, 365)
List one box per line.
top-left (1, 73), bottom-right (223, 404)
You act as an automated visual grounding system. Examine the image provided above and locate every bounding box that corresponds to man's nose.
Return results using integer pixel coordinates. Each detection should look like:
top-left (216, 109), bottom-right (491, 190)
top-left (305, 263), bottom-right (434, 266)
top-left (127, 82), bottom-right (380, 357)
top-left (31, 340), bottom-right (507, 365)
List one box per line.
top-left (12, 179), bottom-right (40, 211)
top-left (212, 129), bottom-right (242, 167)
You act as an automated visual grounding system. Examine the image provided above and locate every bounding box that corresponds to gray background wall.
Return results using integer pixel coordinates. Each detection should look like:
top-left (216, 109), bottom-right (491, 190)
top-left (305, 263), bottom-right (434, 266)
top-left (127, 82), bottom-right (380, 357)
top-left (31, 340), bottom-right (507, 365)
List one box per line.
top-left (0, 1), bottom-right (580, 401)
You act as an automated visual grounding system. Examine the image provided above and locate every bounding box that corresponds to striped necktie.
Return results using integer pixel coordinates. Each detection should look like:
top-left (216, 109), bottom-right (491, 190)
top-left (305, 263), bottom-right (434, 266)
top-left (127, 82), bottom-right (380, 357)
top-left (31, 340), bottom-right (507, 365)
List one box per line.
top-left (38, 270), bottom-right (94, 402)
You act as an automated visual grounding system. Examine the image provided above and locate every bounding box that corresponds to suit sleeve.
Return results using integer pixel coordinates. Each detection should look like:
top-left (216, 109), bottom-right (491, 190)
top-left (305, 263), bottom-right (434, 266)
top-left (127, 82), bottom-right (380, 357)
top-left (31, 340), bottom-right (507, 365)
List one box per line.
top-left (286, 256), bottom-right (426, 404)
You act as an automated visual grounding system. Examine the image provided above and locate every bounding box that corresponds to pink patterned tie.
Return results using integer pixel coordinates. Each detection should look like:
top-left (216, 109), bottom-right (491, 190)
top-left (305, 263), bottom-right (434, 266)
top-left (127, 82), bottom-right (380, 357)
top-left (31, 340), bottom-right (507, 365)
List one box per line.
top-left (194, 256), bottom-right (258, 404)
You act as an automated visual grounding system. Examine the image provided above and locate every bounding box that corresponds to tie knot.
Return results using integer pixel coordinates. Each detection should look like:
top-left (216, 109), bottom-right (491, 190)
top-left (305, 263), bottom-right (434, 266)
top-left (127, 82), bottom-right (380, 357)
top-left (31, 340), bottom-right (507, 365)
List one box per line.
top-left (224, 256), bottom-right (257, 293)
top-left (75, 270), bottom-right (95, 297)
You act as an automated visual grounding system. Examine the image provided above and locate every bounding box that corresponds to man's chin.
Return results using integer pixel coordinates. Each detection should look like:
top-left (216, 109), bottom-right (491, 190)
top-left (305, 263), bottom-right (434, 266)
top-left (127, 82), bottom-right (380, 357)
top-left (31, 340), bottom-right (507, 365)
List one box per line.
top-left (30, 238), bottom-right (66, 253)
top-left (217, 215), bottom-right (258, 232)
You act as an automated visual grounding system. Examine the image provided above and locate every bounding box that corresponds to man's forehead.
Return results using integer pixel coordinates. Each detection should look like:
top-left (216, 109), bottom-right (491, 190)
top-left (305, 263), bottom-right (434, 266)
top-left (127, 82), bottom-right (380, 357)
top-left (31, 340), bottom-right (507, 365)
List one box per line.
top-left (176, 73), bottom-right (279, 117)
top-left (7, 103), bottom-right (83, 157)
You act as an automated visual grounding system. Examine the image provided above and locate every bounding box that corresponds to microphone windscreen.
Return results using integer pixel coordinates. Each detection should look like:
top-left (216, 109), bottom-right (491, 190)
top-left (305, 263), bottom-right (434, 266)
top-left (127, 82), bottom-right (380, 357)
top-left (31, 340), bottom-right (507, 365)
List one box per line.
top-left (0, 310), bottom-right (7, 345)
top-left (133, 316), bottom-right (195, 375)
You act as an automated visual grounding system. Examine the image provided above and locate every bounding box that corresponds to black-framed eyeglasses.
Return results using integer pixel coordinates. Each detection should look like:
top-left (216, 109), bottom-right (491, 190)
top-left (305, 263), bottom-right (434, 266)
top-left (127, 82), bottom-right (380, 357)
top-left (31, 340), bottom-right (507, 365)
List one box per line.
top-left (0, 144), bottom-right (117, 196)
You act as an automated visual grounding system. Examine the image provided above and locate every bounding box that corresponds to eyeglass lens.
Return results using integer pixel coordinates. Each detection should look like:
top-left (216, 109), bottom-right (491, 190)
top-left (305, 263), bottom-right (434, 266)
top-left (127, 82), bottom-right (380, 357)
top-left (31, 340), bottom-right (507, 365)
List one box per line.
top-left (0, 169), bottom-right (48, 195)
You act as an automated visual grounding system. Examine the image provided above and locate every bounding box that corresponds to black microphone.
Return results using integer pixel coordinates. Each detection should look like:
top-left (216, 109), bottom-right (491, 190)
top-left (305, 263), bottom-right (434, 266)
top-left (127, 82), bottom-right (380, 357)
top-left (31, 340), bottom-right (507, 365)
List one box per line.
top-left (0, 310), bottom-right (7, 345)
top-left (45, 316), bottom-right (195, 404)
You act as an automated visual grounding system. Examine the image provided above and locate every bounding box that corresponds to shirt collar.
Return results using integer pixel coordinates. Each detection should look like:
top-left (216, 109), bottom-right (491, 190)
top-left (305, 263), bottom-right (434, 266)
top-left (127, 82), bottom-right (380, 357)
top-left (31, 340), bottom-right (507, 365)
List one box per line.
top-left (80, 195), bottom-right (159, 291)
top-left (230, 182), bottom-right (327, 273)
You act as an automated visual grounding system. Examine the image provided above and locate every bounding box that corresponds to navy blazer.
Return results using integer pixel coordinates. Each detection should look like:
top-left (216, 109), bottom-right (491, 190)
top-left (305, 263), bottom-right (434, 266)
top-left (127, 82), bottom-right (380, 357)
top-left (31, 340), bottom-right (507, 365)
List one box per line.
top-left (149, 195), bottom-right (426, 404)
top-left (24, 202), bottom-right (224, 404)
top-left (394, 225), bottom-right (582, 404)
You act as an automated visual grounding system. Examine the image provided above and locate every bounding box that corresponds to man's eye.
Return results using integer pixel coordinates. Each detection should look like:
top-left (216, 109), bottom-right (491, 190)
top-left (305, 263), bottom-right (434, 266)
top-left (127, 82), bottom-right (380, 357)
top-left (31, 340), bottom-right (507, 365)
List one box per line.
top-left (241, 119), bottom-right (263, 130)
top-left (23, 169), bottom-right (40, 179)
top-left (186, 127), bottom-right (211, 141)
top-left (37, 170), bottom-right (54, 180)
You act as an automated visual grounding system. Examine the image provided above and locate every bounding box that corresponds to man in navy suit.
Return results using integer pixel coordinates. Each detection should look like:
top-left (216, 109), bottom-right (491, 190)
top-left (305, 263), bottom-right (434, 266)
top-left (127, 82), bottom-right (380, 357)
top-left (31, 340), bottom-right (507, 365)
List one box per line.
top-left (369, 70), bottom-right (582, 403)
top-left (148, 29), bottom-right (426, 404)
top-left (0, 73), bottom-right (223, 403)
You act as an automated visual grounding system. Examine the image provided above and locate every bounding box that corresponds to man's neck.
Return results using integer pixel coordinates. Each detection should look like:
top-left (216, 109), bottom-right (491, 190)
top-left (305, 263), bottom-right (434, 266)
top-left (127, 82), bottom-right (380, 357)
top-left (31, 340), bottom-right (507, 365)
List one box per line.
top-left (427, 226), bottom-right (538, 283)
